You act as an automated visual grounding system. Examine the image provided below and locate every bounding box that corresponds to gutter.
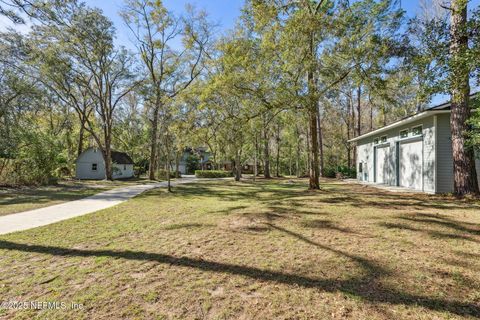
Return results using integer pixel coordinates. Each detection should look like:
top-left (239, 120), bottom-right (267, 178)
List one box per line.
top-left (348, 110), bottom-right (450, 143)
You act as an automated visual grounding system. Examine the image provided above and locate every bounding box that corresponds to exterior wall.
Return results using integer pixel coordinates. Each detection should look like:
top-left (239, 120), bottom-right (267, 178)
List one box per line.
top-left (112, 164), bottom-right (134, 179)
top-left (435, 113), bottom-right (454, 193)
top-left (76, 148), bottom-right (106, 179)
top-left (178, 164), bottom-right (187, 175)
top-left (435, 113), bottom-right (480, 193)
top-left (356, 116), bottom-right (436, 192)
top-left (357, 112), bottom-right (480, 193)
top-left (76, 148), bottom-right (134, 180)
top-left (178, 150), bottom-right (211, 174)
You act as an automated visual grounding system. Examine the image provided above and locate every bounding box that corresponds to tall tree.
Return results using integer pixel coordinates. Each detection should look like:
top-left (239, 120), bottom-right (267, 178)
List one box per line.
top-left (449, 0), bottom-right (479, 195)
top-left (31, 4), bottom-right (137, 180)
top-left (121, 0), bottom-right (212, 186)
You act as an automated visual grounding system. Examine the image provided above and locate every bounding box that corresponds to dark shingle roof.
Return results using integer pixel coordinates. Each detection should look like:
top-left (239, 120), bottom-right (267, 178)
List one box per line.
top-left (111, 151), bottom-right (134, 164)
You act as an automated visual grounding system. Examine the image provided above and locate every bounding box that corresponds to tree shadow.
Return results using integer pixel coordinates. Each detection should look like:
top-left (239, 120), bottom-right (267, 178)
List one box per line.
top-left (318, 182), bottom-right (480, 211)
top-left (441, 257), bottom-right (480, 272)
top-left (397, 213), bottom-right (480, 236)
top-left (163, 223), bottom-right (215, 230)
top-left (301, 219), bottom-right (357, 234)
top-left (380, 222), bottom-right (480, 244)
top-left (0, 239), bottom-right (478, 317)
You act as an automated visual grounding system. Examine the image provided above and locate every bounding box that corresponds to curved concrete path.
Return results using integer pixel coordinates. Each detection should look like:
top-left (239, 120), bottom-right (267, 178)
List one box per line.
top-left (0, 177), bottom-right (197, 235)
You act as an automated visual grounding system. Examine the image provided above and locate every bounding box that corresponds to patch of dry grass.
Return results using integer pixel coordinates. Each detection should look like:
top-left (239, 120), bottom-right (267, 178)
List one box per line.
top-left (0, 179), bottom-right (479, 319)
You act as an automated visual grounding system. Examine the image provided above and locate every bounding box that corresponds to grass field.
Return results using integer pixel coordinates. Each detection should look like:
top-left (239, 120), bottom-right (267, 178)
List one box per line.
top-left (0, 178), bottom-right (153, 216)
top-left (0, 178), bottom-right (479, 319)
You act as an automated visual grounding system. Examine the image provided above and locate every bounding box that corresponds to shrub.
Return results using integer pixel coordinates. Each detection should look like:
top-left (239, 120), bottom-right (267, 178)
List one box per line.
top-left (157, 169), bottom-right (181, 179)
top-left (322, 166), bottom-right (356, 179)
top-left (322, 167), bottom-right (337, 178)
top-left (195, 170), bottom-right (232, 178)
top-left (337, 166), bottom-right (356, 179)
top-left (0, 130), bottom-right (65, 186)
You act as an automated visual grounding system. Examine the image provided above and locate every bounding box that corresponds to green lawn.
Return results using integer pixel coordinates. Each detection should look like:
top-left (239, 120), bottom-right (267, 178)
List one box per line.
top-left (0, 178), bottom-right (153, 216)
top-left (0, 179), bottom-right (479, 319)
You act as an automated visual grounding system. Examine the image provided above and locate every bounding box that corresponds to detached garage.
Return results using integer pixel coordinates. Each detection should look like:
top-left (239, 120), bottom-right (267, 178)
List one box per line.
top-left (76, 148), bottom-right (134, 180)
top-left (350, 99), bottom-right (480, 194)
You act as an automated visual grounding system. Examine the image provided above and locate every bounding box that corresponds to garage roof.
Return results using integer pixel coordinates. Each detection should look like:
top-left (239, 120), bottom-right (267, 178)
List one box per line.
top-left (348, 93), bottom-right (478, 143)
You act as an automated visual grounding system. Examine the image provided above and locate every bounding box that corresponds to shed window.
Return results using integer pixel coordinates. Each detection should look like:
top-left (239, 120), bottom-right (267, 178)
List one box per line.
top-left (412, 125), bottom-right (422, 136)
top-left (380, 136), bottom-right (387, 143)
top-left (400, 130), bottom-right (408, 138)
top-left (359, 162), bottom-right (363, 173)
top-left (123, 165), bottom-right (126, 170)
top-left (374, 138), bottom-right (379, 145)
top-left (92, 163), bottom-right (97, 171)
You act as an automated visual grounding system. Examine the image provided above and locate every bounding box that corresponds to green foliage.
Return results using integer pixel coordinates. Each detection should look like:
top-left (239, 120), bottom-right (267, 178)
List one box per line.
top-left (467, 98), bottom-right (480, 151)
top-left (195, 170), bottom-right (233, 178)
top-left (322, 166), bottom-right (356, 179)
top-left (0, 129), bottom-right (65, 186)
top-left (337, 166), bottom-right (357, 179)
top-left (186, 154), bottom-right (200, 174)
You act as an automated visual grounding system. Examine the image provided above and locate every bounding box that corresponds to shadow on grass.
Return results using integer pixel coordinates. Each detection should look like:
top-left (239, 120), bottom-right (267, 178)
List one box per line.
top-left (397, 213), bottom-right (480, 236)
top-left (378, 212), bottom-right (480, 244)
top-left (301, 219), bottom-right (356, 234)
top-left (163, 223), bottom-right (215, 230)
top-left (0, 239), bottom-right (478, 317)
top-left (380, 222), bottom-right (480, 244)
top-left (154, 179), bottom-right (480, 214)
top-left (142, 180), bottom-right (316, 205)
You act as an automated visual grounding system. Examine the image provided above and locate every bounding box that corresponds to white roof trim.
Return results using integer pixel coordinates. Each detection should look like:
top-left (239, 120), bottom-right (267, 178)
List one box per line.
top-left (348, 110), bottom-right (450, 142)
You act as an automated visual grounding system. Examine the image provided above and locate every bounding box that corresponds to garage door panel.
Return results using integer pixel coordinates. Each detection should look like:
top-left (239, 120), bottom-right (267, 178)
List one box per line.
top-left (399, 140), bottom-right (422, 190)
top-left (376, 146), bottom-right (389, 184)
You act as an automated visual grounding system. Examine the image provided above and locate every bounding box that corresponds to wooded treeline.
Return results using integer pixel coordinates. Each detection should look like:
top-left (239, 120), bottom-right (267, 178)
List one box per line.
top-left (1, 0), bottom-right (480, 195)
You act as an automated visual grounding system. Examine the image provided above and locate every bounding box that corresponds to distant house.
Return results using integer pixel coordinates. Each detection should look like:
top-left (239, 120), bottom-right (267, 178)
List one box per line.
top-left (349, 97), bottom-right (480, 193)
top-left (76, 147), bottom-right (134, 180)
top-left (222, 160), bottom-right (262, 174)
top-left (178, 147), bottom-right (212, 174)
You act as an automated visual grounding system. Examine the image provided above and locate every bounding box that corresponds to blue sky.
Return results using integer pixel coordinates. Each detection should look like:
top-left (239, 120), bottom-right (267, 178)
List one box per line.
top-left (1, 0), bottom-right (479, 105)
top-left (83, 0), bottom-right (469, 50)
top-left (83, 0), bottom-right (245, 50)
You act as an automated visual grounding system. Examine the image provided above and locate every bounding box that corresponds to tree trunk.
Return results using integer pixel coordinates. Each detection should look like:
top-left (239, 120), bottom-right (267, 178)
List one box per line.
top-left (295, 120), bottom-right (301, 177)
top-left (308, 107), bottom-right (320, 189)
top-left (369, 94), bottom-right (373, 131)
top-left (148, 106), bottom-right (159, 180)
top-left (449, 0), bottom-right (479, 196)
top-left (165, 135), bottom-right (172, 192)
top-left (254, 132), bottom-right (258, 182)
top-left (275, 123), bottom-right (281, 177)
top-left (307, 42), bottom-right (320, 189)
top-left (356, 85), bottom-right (361, 137)
top-left (382, 104), bottom-right (387, 127)
top-left (317, 101), bottom-right (324, 177)
top-left (175, 152), bottom-right (180, 178)
top-left (103, 142), bottom-right (113, 181)
top-left (263, 126), bottom-right (271, 178)
top-left (77, 117), bottom-right (86, 157)
top-left (235, 151), bottom-right (242, 181)
top-left (346, 95), bottom-right (352, 168)
top-left (306, 123), bottom-right (311, 177)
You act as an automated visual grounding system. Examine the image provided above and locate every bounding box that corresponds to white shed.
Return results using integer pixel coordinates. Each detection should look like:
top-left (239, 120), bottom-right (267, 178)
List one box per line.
top-left (349, 99), bottom-right (480, 193)
top-left (75, 148), bottom-right (134, 180)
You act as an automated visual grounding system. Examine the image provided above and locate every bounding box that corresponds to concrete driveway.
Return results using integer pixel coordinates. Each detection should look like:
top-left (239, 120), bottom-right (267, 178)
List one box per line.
top-left (0, 177), bottom-right (197, 235)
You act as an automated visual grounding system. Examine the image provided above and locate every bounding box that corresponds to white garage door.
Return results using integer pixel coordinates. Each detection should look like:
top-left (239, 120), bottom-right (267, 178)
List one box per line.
top-left (375, 146), bottom-right (389, 184)
top-left (399, 140), bottom-right (423, 190)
